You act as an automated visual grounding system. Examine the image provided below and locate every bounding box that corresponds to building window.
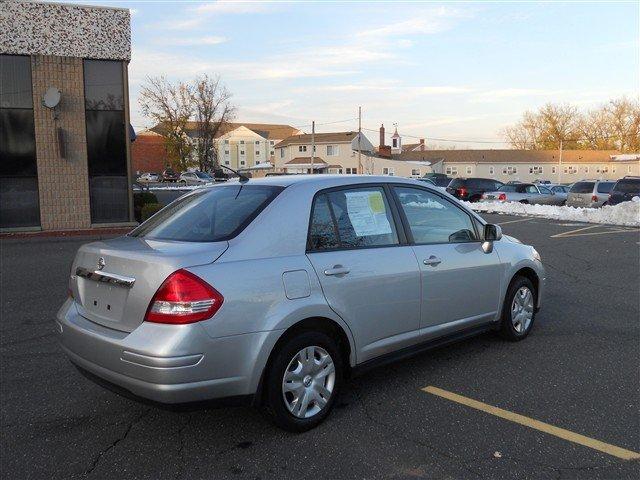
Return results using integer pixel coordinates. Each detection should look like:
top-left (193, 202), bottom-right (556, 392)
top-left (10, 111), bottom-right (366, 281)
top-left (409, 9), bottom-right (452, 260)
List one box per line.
top-left (224, 160), bottom-right (230, 165)
top-left (270, 140), bottom-right (274, 145)
top-left (345, 167), bottom-right (357, 174)
top-left (612, 166), bottom-right (617, 173)
top-left (240, 140), bottom-right (245, 145)
top-left (563, 165), bottom-right (577, 174)
top-left (502, 166), bottom-right (517, 175)
top-left (84, 59), bottom-right (128, 223)
top-left (445, 166), bottom-right (458, 175)
top-left (529, 165), bottom-right (543, 175)
top-left (299, 145), bottom-right (307, 152)
top-left (224, 139), bottom-right (229, 144)
top-left (629, 166), bottom-right (633, 173)
top-left (465, 166), bottom-right (473, 175)
top-left (270, 150), bottom-right (275, 156)
top-left (382, 167), bottom-right (395, 176)
top-left (255, 150), bottom-right (260, 156)
top-left (552, 166), bottom-right (557, 174)
top-left (596, 165), bottom-right (609, 174)
top-left (255, 140), bottom-right (260, 145)
top-left (224, 150), bottom-right (229, 155)
top-left (326, 145), bottom-right (339, 156)
top-left (489, 166), bottom-right (495, 175)
top-left (0, 54), bottom-right (40, 228)
top-left (411, 169), bottom-right (420, 176)
top-left (240, 150), bottom-right (245, 155)
top-left (392, 138), bottom-right (398, 148)
top-left (584, 166), bottom-right (589, 173)
top-left (240, 160), bottom-right (245, 166)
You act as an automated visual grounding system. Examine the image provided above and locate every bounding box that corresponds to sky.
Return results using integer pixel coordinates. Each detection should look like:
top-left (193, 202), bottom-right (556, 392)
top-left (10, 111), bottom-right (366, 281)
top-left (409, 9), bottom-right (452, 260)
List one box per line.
top-left (64, 0), bottom-right (639, 148)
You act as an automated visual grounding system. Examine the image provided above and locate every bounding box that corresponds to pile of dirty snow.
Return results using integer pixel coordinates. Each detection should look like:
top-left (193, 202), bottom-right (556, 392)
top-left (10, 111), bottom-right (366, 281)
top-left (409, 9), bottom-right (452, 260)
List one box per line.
top-left (465, 197), bottom-right (640, 227)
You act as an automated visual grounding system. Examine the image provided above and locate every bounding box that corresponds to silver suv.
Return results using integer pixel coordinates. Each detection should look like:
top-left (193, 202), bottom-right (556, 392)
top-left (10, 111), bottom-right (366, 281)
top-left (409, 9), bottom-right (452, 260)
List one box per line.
top-left (566, 180), bottom-right (616, 208)
top-left (58, 176), bottom-right (545, 431)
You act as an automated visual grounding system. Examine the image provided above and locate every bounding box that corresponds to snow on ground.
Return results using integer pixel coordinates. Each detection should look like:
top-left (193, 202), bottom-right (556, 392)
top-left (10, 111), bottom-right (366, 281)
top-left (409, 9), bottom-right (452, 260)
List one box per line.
top-left (465, 197), bottom-right (640, 227)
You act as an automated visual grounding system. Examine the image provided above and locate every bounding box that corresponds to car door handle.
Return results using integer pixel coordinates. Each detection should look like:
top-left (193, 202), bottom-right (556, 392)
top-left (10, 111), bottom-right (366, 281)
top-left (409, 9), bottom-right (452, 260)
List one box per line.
top-left (324, 265), bottom-right (350, 276)
top-left (423, 256), bottom-right (442, 267)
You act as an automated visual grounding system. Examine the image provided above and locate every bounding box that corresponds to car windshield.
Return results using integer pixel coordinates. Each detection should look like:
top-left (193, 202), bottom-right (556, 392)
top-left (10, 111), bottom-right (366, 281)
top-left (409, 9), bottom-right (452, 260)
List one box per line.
top-left (596, 182), bottom-right (615, 194)
top-left (613, 179), bottom-right (640, 194)
top-left (195, 172), bottom-right (212, 179)
top-left (129, 185), bottom-right (283, 242)
top-left (570, 182), bottom-right (595, 194)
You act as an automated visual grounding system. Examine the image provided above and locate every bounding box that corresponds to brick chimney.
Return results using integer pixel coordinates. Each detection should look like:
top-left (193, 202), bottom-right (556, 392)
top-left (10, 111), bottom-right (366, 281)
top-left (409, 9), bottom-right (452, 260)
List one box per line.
top-left (379, 124), bottom-right (385, 148)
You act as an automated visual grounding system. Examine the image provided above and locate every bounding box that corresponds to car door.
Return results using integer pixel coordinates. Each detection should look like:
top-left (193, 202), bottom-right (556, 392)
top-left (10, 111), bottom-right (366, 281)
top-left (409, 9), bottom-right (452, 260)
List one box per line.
top-left (306, 185), bottom-right (421, 363)
top-left (391, 186), bottom-right (503, 332)
top-left (533, 185), bottom-right (555, 204)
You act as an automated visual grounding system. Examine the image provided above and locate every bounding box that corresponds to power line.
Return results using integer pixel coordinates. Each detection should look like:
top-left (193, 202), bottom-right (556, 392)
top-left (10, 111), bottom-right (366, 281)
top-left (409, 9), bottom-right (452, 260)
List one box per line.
top-left (294, 117), bottom-right (357, 129)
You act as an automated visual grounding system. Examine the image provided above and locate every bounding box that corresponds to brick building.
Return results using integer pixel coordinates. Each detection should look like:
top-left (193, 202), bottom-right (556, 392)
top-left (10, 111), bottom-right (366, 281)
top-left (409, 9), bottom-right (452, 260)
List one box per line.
top-left (131, 130), bottom-right (169, 175)
top-left (0, 1), bottom-right (134, 232)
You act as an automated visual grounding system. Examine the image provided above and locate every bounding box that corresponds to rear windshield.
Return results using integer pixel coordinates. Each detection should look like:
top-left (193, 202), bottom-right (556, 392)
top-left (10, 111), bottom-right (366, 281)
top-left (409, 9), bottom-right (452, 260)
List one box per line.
top-left (130, 185), bottom-right (283, 242)
top-left (570, 182), bottom-right (595, 194)
top-left (613, 178), bottom-right (640, 194)
top-left (498, 185), bottom-right (518, 192)
top-left (448, 179), bottom-right (465, 188)
top-left (596, 182), bottom-right (615, 194)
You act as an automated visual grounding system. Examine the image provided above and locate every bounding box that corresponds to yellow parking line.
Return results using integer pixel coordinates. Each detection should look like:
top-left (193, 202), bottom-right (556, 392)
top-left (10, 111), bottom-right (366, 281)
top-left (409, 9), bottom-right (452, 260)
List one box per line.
top-left (551, 225), bottom-right (639, 238)
top-left (422, 386), bottom-right (640, 461)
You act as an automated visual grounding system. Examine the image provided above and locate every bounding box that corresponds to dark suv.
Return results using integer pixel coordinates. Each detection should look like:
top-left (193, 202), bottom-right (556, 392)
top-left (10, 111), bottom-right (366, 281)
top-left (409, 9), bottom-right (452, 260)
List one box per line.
top-left (161, 168), bottom-right (179, 182)
top-left (422, 173), bottom-right (452, 188)
top-left (446, 178), bottom-right (504, 202)
top-left (607, 176), bottom-right (640, 205)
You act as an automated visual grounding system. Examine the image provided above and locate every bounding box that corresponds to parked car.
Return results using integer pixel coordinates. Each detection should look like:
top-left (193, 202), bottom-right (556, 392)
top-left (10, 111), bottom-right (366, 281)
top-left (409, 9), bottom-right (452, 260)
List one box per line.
top-left (58, 176), bottom-right (544, 431)
top-left (137, 172), bottom-right (160, 183)
top-left (481, 183), bottom-right (565, 205)
top-left (566, 180), bottom-right (616, 208)
top-left (416, 177), bottom-right (436, 186)
top-left (548, 184), bottom-right (570, 204)
top-left (422, 173), bottom-right (452, 188)
top-left (178, 171), bottom-right (214, 185)
top-left (607, 176), bottom-right (640, 206)
top-left (446, 177), bottom-right (504, 202)
top-left (161, 168), bottom-right (179, 183)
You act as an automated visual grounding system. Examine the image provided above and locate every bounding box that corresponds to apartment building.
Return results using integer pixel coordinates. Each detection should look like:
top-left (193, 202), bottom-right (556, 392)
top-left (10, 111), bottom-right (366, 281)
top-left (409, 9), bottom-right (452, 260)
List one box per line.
top-left (398, 149), bottom-right (640, 183)
top-left (274, 131), bottom-right (375, 173)
top-left (0, 1), bottom-right (133, 232)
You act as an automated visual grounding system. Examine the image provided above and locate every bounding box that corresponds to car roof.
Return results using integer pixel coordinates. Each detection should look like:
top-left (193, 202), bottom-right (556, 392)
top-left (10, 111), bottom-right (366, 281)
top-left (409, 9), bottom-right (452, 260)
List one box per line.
top-left (226, 174), bottom-right (434, 188)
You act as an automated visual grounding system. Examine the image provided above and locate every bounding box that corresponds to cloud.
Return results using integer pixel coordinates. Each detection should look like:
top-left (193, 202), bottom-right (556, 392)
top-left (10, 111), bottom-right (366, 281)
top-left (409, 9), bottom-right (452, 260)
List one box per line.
top-left (194, 0), bottom-right (273, 15)
top-left (471, 88), bottom-right (563, 103)
top-left (158, 36), bottom-right (228, 47)
top-left (356, 7), bottom-right (470, 38)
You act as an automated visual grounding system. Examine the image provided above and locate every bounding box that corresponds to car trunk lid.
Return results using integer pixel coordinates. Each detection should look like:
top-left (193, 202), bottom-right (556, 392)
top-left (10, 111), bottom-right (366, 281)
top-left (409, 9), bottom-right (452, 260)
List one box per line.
top-left (70, 236), bottom-right (228, 332)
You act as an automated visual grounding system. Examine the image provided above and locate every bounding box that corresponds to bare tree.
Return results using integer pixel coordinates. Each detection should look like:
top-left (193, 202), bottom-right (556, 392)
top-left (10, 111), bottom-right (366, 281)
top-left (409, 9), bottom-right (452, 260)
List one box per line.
top-left (503, 97), bottom-right (640, 152)
top-left (191, 75), bottom-right (236, 172)
top-left (139, 76), bottom-right (194, 171)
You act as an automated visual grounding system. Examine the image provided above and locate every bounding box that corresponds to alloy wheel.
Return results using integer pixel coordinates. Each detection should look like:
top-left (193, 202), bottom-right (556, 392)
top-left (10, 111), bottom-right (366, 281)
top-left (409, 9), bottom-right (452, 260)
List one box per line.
top-left (511, 286), bottom-right (534, 333)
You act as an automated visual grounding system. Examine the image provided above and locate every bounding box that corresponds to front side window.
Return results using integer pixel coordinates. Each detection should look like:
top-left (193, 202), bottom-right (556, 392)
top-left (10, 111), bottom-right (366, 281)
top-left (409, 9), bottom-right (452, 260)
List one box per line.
top-left (308, 187), bottom-right (399, 250)
top-left (394, 187), bottom-right (477, 244)
top-left (131, 185), bottom-right (283, 242)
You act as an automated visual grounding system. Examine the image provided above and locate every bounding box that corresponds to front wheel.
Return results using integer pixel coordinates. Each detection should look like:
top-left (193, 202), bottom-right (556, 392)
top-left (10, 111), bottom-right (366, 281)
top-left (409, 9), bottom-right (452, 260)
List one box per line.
top-left (499, 276), bottom-right (536, 341)
top-left (264, 331), bottom-right (343, 432)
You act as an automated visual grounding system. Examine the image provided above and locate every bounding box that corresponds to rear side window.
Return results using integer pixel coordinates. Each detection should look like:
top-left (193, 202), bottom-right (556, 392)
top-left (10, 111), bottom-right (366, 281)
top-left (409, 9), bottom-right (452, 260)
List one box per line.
top-left (613, 179), bottom-right (640, 194)
top-left (308, 187), bottom-right (399, 250)
top-left (570, 182), bottom-right (595, 194)
top-left (596, 182), bottom-right (615, 194)
top-left (394, 187), bottom-right (478, 244)
top-left (448, 178), bottom-right (465, 189)
top-left (130, 185), bottom-right (283, 242)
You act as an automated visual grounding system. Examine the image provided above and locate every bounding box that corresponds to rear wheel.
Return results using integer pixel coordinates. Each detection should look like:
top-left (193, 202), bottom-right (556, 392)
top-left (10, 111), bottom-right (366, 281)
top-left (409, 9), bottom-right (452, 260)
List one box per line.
top-left (519, 200), bottom-right (529, 204)
top-left (264, 331), bottom-right (343, 432)
top-left (499, 276), bottom-right (536, 341)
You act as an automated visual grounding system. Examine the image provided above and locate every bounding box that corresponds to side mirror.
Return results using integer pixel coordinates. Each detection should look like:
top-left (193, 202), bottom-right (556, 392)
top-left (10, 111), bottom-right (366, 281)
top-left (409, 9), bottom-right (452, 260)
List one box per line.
top-left (484, 224), bottom-right (502, 241)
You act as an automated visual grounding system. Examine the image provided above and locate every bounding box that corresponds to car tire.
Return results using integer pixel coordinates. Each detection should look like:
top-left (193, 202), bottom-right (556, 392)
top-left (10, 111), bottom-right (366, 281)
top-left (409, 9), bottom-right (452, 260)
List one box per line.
top-left (499, 276), bottom-right (536, 341)
top-left (264, 331), bottom-right (343, 432)
top-left (519, 200), bottom-right (529, 204)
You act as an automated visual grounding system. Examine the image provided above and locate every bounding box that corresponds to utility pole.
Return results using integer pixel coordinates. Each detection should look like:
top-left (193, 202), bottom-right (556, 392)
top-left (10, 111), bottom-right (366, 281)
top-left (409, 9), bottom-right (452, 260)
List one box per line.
top-left (310, 120), bottom-right (315, 174)
top-left (558, 139), bottom-right (563, 184)
top-left (358, 106), bottom-right (362, 174)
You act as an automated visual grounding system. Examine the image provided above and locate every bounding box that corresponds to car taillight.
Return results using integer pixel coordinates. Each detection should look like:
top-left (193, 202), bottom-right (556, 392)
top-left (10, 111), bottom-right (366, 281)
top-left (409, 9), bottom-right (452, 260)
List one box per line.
top-left (591, 195), bottom-right (598, 202)
top-left (458, 187), bottom-right (468, 197)
top-left (498, 193), bottom-right (507, 201)
top-left (145, 269), bottom-right (223, 324)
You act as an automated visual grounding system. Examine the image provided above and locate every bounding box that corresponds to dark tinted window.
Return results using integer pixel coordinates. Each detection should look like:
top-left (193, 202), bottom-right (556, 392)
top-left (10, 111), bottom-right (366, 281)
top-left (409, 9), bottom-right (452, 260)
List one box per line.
top-left (0, 55), bottom-right (40, 228)
top-left (448, 178), bottom-right (465, 189)
top-left (308, 194), bottom-right (340, 250)
top-left (0, 55), bottom-right (33, 109)
top-left (499, 185), bottom-right (518, 192)
top-left (596, 182), bottom-right (615, 194)
top-left (394, 187), bottom-right (477, 244)
top-left (570, 182), bottom-right (595, 194)
top-left (84, 60), bottom-right (124, 110)
top-left (130, 185), bottom-right (282, 242)
top-left (85, 110), bottom-right (126, 176)
top-left (613, 179), bottom-right (640, 194)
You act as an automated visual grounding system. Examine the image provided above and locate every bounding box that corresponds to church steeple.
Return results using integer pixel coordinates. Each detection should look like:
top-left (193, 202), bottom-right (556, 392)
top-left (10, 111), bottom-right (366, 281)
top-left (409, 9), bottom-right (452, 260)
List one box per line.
top-left (391, 124), bottom-right (402, 154)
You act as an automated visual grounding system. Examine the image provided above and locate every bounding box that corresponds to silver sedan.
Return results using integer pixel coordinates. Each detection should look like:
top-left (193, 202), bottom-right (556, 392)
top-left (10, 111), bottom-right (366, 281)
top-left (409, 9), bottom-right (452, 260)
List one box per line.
top-left (58, 175), bottom-right (545, 431)
top-left (481, 183), bottom-right (565, 205)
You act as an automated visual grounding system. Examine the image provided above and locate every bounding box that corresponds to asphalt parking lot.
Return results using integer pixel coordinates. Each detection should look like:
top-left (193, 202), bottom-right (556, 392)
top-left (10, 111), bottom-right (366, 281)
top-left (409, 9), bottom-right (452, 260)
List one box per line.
top-left (1, 214), bottom-right (638, 479)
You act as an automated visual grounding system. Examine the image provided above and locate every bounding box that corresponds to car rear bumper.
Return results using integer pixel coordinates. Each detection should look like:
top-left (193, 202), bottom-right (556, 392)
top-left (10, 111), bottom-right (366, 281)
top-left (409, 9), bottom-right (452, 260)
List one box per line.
top-left (56, 298), bottom-right (281, 404)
